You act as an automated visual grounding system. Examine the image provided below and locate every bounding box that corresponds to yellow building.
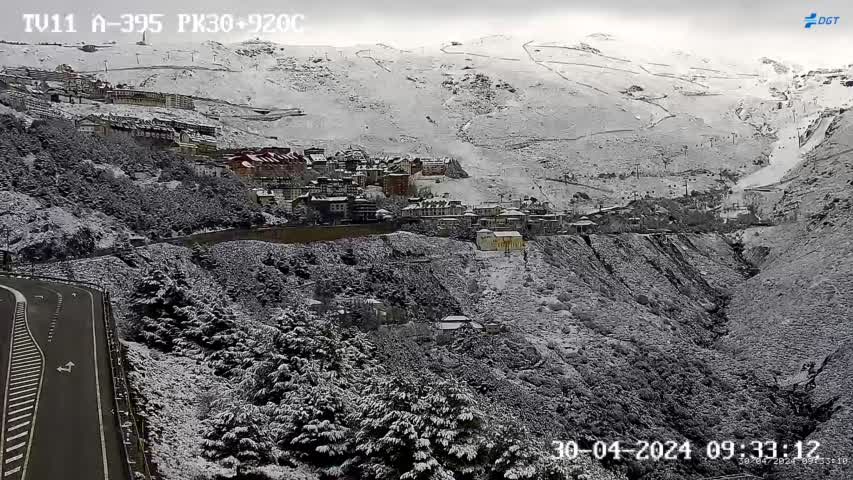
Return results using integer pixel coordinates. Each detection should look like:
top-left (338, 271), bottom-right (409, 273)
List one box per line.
top-left (476, 229), bottom-right (525, 251)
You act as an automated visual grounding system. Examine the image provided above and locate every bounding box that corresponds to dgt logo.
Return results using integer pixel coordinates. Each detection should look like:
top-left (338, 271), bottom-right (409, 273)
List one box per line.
top-left (804, 13), bottom-right (840, 28)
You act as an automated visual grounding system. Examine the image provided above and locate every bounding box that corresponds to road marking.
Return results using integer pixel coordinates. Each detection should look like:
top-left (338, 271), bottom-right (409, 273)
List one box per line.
top-left (7, 399), bottom-right (33, 410)
top-left (7, 376), bottom-right (36, 385)
top-left (6, 423), bottom-right (29, 432)
top-left (8, 385), bottom-right (36, 393)
top-left (12, 352), bottom-right (40, 368)
top-left (17, 295), bottom-right (44, 480)
top-left (45, 291), bottom-right (63, 345)
top-left (6, 387), bottom-right (36, 397)
top-left (9, 363), bottom-right (39, 373)
top-left (6, 408), bottom-right (31, 417)
top-left (6, 393), bottom-right (35, 404)
top-left (5, 432), bottom-right (26, 443)
top-left (9, 366), bottom-right (39, 376)
top-left (10, 361), bottom-right (41, 369)
top-left (10, 359), bottom-right (40, 368)
top-left (5, 416), bottom-right (28, 425)
top-left (9, 367), bottom-right (38, 375)
top-left (7, 384), bottom-right (37, 393)
top-left (81, 287), bottom-right (110, 480)
top-left (11, 352), bottom-right (37, 361)
top-left (56, 361), bottom-right (75, 374)
top-left (9, 378), bottom-right (39, 388)
top-left (8, 374), bottom-right (38, 385)
top-left (8, 383), bottom-right (38, 393)
top-left (3, 444), bottom-right (24, 454)
top-left (3, 454), bottom-right (21, 464)
top-left (10, 362), bottom-right (40, 372)
top-left (0, 282), bottom-right (46, 480)
top-left (0, 288), bottom-right (22, 476)
top-left (8, 366), bottom-right (39, 377)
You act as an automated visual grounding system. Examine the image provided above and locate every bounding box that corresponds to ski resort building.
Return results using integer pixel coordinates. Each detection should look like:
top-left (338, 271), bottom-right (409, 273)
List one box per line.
top-left (401, 198), bottom-right (466, 218)
top-left (106, 89), bottom-right (195, 110)
top-left (383, 173), bottom-right (411, 197)
top-left (419, 158), bottom-right (448, 176)
top-left (476, 229), bottom-right (525, 252)
top-left (227, 150), bottom-right (307, 179)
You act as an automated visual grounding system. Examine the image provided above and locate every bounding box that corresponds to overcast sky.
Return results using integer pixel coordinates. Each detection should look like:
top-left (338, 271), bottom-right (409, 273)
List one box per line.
top-left (3, 0), bottom-right (852, 67)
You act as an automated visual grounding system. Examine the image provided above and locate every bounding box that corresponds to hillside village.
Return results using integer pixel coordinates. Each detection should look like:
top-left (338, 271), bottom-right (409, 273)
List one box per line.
top-left (0, 62), bottom-right (773, 254)
top-left (1, 28), bottom-right (852, 480)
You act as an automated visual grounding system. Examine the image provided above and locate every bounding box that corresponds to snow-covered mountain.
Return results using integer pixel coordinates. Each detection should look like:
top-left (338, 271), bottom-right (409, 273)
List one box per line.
top-left (2, 33), bottom-right (850, 208)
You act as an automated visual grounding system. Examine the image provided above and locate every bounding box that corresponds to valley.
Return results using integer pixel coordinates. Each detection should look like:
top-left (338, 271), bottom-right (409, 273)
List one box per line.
top-left (0, 29), bottom-right (851, 480)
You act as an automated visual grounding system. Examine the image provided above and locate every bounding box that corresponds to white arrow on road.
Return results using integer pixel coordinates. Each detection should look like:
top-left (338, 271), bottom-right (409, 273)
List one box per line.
top-left (56, 361), bottom-right (75, 373)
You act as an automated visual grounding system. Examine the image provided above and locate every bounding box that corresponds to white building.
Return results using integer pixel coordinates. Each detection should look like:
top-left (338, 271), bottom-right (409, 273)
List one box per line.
top-left (476, 229), bottom-right (525, 251)
top-left (435, 315), bottom-right (483, 331)
top-left (401, 198), bottom-right (466, 218)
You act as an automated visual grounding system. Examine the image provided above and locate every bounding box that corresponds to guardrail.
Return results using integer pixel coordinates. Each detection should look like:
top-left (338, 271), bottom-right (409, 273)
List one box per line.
top-left (0, 272), bottom-right (154, 480)
top-left (103, 290), bottom-right (155, 480)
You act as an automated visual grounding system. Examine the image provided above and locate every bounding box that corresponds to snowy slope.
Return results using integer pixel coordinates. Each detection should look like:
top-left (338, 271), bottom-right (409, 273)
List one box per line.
top-left (2, 34), bottom-right (850, 209)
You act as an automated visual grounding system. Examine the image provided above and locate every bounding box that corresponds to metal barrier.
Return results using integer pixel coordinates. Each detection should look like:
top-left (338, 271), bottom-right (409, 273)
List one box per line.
top-left (0, 272), bottom-right (154, 480)
top-left (103, 291), bottom-right (155, 480)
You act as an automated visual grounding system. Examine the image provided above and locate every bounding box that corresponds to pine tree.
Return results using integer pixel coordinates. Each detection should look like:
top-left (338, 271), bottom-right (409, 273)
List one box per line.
top-left (350, 377), bottom-right (486, 480)
top-left (244, 312), bottom-right (315, 404)
top-left (244, 307), bottom-right (377, 404)
top-left (276, 381), bottom-right (352, 477)
top-left (130, 268), bottom-right (239, 354)
top-left (352, 377), bottom-right (439, 480)
top-left (207, 336), bottom-right (258, 378)
top-left (421, 381), bottom-right (486, 478)
top-left (201, 403), bottom-right (273, 476)
top-left (131, 268), bottom-right (173, 313)
top-left (486, 425), bottom-right (537, 480)
top-left (190, 242), bottom-right (217, 269)
top-left (129, 268), bottom-right (186, 350)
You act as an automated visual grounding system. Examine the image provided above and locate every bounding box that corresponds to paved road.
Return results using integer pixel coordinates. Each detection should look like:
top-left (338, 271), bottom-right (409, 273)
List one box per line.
top-left (0, 276), bottom-right (125, 479)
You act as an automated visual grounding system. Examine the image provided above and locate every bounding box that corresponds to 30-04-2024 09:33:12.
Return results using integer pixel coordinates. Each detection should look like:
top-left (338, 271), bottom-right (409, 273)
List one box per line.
top-left (550, 440), bottom-right (822, 461)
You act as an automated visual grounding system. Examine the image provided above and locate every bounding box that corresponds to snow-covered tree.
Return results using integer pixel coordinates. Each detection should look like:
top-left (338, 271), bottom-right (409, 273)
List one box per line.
top-left (206, 336), bottom-right (260, 378)
top-left (190, 242), bottom-right (217, 269)
top-left (274, 380), bottom-right (353, 477)
top-left (244, 307), bottom-right (377, 404)
top-left (130, 268), bottom-right (240, 354)
top-left (416, 380), bottom-right (486, 478)
top-left (186, 303), bottom-right (240, 350)
top-left (353, 377), bottom-right (444, 480)
top-left (485, 425), bottom-right (537, 480)
top-left (243, 311), bottom-right (315, 404)
top-left (129, 268), bottom-right (187, 350)
top-left (350, 377), bottom-right (487, 480)
top-left (201, 402), bottom-right (273, 476)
